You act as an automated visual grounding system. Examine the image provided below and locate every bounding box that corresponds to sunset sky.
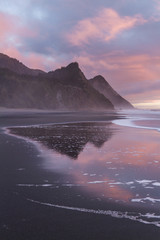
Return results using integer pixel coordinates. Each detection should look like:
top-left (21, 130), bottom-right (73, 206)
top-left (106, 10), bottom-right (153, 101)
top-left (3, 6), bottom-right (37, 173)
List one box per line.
top-left (0, 0), bottom-right (160, 109)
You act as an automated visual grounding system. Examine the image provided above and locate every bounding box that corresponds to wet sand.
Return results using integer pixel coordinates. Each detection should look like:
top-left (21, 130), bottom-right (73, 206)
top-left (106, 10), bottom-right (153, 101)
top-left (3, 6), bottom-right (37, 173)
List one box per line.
top-left (1, 110), bottom-right (160, 240)
top-left (134, 120), bottom-right (160, 129)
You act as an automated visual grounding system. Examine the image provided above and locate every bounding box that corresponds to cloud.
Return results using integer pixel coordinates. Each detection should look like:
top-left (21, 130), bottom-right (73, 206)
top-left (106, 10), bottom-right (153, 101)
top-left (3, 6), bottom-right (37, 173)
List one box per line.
top-left (0, 12), bottom-right (17, 39)
top-left (150, 0), bottom-right (160, 22)
top-left (67, 8), bottom-right (146, 46)
top-left (0, 11), bottom-right (50, 70)
top-left (0, 11), bottom-right (37, 48)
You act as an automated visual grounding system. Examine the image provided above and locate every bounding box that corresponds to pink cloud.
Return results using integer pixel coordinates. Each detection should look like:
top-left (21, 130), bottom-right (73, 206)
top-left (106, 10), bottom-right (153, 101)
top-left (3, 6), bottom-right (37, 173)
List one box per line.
top-left (0, 11), bottom-right (37, 41)
top-left (67, 8), bottom-right (146, 46)
top-left (0, 10), bottom-right (38, 60)
top-left (0, 11), bottom-right (48, 70)
top-left (0, 12), bottom-right (17, 39)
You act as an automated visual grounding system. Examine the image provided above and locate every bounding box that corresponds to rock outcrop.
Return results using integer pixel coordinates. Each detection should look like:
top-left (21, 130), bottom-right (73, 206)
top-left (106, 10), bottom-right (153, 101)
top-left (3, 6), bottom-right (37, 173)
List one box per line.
top-left (89, 75), bottom-right (134, 109)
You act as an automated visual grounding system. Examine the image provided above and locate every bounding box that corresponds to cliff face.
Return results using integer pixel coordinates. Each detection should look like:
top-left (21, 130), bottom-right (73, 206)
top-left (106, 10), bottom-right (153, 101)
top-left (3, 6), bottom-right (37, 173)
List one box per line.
top-left (89, 75), bottom-right (134, 109)
top-left (47, 62), bottom-right (114, 110)
top-left (0, 54), bottom-right (114, 110)
top-left (0, 53), bottom-right (133, 111)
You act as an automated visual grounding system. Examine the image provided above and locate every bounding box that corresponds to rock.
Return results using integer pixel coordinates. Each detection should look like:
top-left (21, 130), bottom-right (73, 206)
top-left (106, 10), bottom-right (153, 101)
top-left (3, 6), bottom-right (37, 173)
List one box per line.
top-left (89, 75), bottom-right (134, 109)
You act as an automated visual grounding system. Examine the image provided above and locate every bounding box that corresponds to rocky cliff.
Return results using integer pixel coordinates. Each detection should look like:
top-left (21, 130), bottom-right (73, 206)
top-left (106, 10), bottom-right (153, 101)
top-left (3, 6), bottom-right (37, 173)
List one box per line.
top-left (89, 75), bottom-right (134, 109)
top-left (0, 54), bottom-right (114, 110)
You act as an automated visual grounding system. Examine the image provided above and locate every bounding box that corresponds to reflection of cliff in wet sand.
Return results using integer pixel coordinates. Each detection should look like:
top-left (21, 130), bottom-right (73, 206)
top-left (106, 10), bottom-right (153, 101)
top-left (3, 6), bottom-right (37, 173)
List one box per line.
top-left (9, 122), bottom-right (115, 159)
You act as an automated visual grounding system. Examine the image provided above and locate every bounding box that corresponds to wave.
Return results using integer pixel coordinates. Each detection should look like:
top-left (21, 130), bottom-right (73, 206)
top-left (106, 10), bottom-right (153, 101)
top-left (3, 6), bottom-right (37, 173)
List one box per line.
top-left (112, 118), bottom-right (160, 132)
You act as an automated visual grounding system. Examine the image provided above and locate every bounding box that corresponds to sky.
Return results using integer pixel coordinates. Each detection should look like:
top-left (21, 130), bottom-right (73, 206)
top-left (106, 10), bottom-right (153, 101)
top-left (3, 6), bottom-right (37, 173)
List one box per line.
top-left (0, 0), bottom-right (160, 109)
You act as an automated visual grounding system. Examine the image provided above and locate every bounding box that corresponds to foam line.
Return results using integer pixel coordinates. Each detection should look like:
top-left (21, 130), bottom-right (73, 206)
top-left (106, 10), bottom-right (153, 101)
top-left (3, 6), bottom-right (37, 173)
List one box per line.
top-left (131, 197), bottom-right (160, 203)
top-left (17, 184), bottom-right (53, 187)
top-left (27, 198), bottom-right (160, 228)
top-left (112, 118), bottom-right (160, 132)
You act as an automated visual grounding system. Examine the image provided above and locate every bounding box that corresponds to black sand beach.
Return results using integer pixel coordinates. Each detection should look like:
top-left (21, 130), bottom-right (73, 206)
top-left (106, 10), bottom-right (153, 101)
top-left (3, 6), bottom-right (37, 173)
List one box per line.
top-left (1, 110), bottom-right (160, 240)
